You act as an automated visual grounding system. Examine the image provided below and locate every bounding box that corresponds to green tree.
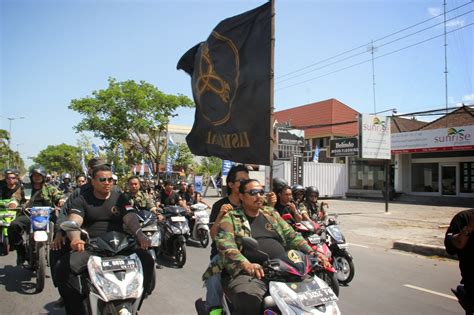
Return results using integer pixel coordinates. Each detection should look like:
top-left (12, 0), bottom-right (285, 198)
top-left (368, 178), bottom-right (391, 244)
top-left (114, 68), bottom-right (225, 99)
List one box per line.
top-left (196, 156), bottom-right (222, 176)
top-left (0, 129), bottom-right (25, 173)
top-left (33, 143), bottom-right (82, 174)
top-left (170, 143), bottom-right (195, 172)
top-left (69, 78), bottom-right (194, 173)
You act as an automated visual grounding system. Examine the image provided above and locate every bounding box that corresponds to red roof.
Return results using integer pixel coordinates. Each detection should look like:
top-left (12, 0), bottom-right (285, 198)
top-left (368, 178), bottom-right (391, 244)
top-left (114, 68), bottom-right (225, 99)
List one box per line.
top-left (274, 99), bottom-right (359, 138)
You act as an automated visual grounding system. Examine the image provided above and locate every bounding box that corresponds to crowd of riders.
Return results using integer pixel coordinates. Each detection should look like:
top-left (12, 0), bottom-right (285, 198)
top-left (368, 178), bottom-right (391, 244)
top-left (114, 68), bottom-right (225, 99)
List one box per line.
top-left (0, 161), bottom-right (334, 315)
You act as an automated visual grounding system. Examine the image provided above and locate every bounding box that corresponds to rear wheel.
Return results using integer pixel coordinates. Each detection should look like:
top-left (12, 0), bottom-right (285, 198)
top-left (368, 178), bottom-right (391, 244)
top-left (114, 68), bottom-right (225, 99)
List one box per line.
top-left (199, 229), bottom-right (209, 248)
top-left (333, 251), bottom-right (355, 285)
top-left (175, 241), bottom-right (187, 268)
top-left (36, 243), bottom-right (46, 292)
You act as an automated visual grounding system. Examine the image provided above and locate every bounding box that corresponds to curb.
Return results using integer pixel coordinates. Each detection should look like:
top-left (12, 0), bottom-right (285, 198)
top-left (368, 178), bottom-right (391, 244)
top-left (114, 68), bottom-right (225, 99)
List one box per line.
top-left (392, 241), bottom-right (457, 260)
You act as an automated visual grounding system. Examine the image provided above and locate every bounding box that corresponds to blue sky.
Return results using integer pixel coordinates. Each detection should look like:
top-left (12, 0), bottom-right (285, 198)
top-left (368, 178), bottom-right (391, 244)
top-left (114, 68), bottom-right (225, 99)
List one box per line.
top-left (1, 0), bottom-right (473, 166)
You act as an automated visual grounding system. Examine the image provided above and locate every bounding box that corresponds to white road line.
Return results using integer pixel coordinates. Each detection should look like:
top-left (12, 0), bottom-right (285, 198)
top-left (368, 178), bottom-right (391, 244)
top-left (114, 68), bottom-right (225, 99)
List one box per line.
top-left (403, 284), bottom-right (457, 300)
top-left (347, 243), bottom-right (369, 248)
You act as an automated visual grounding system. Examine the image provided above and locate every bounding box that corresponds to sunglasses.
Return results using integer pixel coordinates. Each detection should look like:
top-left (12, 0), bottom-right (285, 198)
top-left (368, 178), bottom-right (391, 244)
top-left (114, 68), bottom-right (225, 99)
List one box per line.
top-left (97, 177), bottom-right (114, 183)
top-left (6, 177), bottom-right (17, 180)
top-left (244, 189), bottom-right (265, 197)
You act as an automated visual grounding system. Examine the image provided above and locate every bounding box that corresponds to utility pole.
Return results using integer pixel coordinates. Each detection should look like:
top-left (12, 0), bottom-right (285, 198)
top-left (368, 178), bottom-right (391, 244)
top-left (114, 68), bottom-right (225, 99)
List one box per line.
top-left (367, 40), bottom-right (378, 114)
top-left (443, 0), bottom-right (449, 119)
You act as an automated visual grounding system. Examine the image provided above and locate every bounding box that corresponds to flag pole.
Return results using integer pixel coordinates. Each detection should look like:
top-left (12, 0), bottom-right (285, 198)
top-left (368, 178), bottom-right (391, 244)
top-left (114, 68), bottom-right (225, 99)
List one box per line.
top-left (268, 0), bottom-right (275, 191)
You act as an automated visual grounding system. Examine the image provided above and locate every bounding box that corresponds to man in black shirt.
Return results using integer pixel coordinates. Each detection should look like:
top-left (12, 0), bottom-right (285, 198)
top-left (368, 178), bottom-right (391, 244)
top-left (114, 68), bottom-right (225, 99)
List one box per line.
top-left (157, 179), bottom-right (187, 209)
top-left (56, 164), bottom-right (155, 315)
top-left (274, 185), bottom-right (302, 224)
top-left (445, 208), bottom-right (474, 312)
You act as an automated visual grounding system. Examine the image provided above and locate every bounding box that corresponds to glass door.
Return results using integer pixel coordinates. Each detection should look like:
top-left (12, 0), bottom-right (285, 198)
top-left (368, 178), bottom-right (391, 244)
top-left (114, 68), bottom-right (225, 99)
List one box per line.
top-left (441, 165), bottom-right (457, 196)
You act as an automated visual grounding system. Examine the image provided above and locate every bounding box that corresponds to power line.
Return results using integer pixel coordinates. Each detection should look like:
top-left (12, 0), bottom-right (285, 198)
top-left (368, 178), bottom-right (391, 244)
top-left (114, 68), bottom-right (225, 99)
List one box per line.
top-left (276, 0), bottom-right (473, 81)
top-left (276, 22), bottom-right (474, 92)
top-left (276, 10), bottom-right (473, 85)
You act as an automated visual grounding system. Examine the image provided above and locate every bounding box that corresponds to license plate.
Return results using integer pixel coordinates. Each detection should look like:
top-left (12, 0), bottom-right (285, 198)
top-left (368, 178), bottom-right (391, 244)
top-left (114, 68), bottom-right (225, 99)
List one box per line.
top-left (101, 258), bottom-right (137, 272)
top-left (171, 216), bottom-right (186, 222)
top-left (298, 287), bottom-right (338, 306)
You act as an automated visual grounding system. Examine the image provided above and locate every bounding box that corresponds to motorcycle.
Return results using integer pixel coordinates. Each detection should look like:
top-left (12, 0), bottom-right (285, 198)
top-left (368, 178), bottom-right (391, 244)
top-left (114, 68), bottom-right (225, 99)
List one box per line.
top-left (161, 205), bottom-right (190, 268)
top-left (60, 221), bottom-right (146, 315)
top-left (222, 237), bottom-right (340, 315)
top-left (324, 216), bottom-right (355, 285)
top-left (24, 206), bottom-right (54, 292)
top-left (189, 203), bottom-right (210, 248)
top-left (451, 284), bottom-right (474, 315)
top-left (281, 214), bottom-right (339, 296)
top-left (136, 209), bottom-right (162, 267)
top-left (0, 199), bottom-right (17, 255)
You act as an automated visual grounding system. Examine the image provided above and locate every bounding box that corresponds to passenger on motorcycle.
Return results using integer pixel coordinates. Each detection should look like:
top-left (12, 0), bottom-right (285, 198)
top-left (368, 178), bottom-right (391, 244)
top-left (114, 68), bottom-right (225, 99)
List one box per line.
top-left (207, 179), bottom-right (327, 315)
top-left (74, 174), bottom-right (87, 188)
top-left (274, 185), bottom-right (303, 223)
top-left (56, 164), bottom-right (155, 315)
top-left (184, 183), bottom-right (211, 208)
top-left (291, 184), bottom-right (309, 220)
top-left (58, 173), bottom-right (74, 195)
top-left (304, 186), bottom-right (328, 222)
top-left (8, 166), bottom-right (64, 265)
top-left (0, 169), bottom-right (24, 209)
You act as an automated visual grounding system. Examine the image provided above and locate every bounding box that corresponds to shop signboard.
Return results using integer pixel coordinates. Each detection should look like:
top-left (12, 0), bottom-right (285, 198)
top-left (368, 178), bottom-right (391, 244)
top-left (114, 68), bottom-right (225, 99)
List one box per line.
top-left (329, 137), bottom-right (359, 157)
top-left (391, 125), bottom-right (474, 153)
top-left (291, 153), bottom-right (304, 186)
top-left (359, 114), bottom-right (391, 159)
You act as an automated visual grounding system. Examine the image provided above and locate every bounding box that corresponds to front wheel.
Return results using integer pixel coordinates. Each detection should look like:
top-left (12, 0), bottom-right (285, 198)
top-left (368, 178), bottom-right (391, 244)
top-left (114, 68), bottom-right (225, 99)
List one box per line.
top-left (199, 229), bottom-right (209, 248)
top-left (319, 270), bottom-right (339, 297)
top-left (174, 241), bottom-right (187, 268)
top-left (1, 235), bottom-right (9, 256)
top-left (333, 251), bottom-right (355, 285)
top-left (36, 243), bottom-right (46, 293)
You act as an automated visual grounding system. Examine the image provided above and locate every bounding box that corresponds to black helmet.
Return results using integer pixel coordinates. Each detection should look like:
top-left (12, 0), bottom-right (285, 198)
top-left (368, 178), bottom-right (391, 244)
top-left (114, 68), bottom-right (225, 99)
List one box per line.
top-left (291, 184), bottom-right (305, 196)
top-left (4, 168), bottom-right (19, 176)
top-left (62, 173), bottom-right (71, 180)
top-left (30, 166), bottom-right (46, 179)
top-left (272, 177), bottom-right (288, 194)
top-left (305, 186), bottom-right (319, 199)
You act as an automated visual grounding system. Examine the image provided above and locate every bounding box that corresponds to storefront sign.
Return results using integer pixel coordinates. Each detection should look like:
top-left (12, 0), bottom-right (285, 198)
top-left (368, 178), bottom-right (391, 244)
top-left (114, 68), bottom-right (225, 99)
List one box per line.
top-left (277, 128), bottom-right (305, 146)
top-left (391, 125), bottom-right (474, 153)
top-left (291, 154), bottom-right (304, 186)
top-left (359, 114), bottom-right (391, 159)
top-left (330, 138), bottom-right (359, 157)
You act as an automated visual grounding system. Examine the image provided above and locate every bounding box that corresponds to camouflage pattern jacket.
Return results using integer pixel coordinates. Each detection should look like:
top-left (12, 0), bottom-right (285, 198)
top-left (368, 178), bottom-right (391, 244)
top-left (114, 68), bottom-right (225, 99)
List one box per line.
top-left (203, 206), bottom-right (313, 280)
top-left (27, 184), bottom-right (64, 208)
top-left (123, 191), bottom-right (155, 210)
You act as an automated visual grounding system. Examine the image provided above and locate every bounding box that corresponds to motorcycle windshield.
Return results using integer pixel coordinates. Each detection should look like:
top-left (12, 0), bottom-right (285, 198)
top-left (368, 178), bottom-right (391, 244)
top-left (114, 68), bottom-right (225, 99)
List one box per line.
top-left (89, 231), bottom-right (136, 256)
top-left (326, 225), bottom-right (345, 243)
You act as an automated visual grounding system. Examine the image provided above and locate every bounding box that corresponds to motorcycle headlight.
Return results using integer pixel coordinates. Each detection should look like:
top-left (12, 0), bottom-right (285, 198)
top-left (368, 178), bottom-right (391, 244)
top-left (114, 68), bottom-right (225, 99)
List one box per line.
top-left (169, 224), bottom-right (181, 234)
top-left (32, 218), bottom-right (48, 230)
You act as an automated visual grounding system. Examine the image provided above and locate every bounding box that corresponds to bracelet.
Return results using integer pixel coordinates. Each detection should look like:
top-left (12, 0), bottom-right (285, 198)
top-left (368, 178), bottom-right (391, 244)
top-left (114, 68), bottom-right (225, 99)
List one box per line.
top-left (135, 228), bottom-right (142, 236)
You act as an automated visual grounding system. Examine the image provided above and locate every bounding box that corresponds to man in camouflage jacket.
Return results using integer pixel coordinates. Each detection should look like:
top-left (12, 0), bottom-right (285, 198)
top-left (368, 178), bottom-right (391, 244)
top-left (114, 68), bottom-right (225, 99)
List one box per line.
top-left (124, 176), bottom-right (157, 213)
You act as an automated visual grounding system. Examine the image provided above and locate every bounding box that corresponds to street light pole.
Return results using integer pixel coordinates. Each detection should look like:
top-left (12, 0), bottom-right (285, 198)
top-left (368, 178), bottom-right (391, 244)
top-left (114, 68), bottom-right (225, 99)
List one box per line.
top-left (1, 116), bottom-right (26, 168)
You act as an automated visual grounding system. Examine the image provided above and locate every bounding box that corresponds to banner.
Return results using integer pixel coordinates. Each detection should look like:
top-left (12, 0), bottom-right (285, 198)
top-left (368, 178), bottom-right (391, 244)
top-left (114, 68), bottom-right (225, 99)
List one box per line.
top-left (91, 144), bottom-right (99, 157)
top-left (194, 175), bottom-right (204, 193)
top-left (359, 114), bottom-right (391, 159)
top-left (139, 158), bottom-right (145, 176)
top-left (80, 151), bottom-right (88, 175)
top-left (221, 160), bottom-right (233, 176)
top-left (177, 2), bottom-right (272, 165)
top-left (312, 145), bottom-right (320, 163)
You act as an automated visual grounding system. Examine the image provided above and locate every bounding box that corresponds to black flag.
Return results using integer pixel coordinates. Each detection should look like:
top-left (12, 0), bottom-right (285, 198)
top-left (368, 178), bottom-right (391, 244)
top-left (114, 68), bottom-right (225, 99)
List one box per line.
top-left (177, 2), bottom-right (272, 165)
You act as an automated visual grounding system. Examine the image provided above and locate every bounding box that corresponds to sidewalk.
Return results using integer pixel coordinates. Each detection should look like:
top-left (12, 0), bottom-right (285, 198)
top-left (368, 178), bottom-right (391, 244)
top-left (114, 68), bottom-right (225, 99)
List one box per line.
top-left (204, 194), bottom-right (472, 259)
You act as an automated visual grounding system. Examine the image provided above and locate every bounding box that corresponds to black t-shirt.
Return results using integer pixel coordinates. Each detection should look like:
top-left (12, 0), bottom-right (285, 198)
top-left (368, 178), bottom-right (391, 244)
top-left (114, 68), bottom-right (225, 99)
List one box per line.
top-left (247, 213), bottom-right (286, 260)
top-left (274, 203), bottom-right (292, 218)
top-left (210, 197), bottom-right (239, 259)
top-left (0, 181), bottom-right (22, 201)
top-left (445, 209), bottom-right (474, 286)
top-left (69, 190), bottom-right (130, 239)
top-left (159, 190), bottom-right (181, 206)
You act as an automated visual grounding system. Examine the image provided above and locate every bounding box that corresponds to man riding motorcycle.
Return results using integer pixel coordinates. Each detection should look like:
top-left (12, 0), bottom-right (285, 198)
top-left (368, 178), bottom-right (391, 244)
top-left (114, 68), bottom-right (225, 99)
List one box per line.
top-left (206, 179), bottom-right (328, 315)
top-left (8, 166), bottom-right (64, 265)
top-left (0, 169), bottom-right (24, 209)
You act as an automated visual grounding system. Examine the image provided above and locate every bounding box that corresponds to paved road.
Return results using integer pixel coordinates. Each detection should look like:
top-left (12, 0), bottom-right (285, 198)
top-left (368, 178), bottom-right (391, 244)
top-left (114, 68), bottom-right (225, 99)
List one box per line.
top-left (0, 239), bottom-right (464, 314)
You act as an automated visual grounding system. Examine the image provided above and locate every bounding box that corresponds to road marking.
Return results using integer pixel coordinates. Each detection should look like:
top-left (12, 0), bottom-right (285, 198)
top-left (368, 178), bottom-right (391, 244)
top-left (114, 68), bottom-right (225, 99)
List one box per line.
top-left (403, 284), bottom-right (457, 300)
top-left (347, 243), bottom-right (369, 248)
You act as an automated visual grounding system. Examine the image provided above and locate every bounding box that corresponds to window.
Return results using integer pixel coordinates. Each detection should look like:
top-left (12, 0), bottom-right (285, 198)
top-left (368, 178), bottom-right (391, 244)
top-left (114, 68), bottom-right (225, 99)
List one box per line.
top-left (460, 162), bottom-right (474, 193)
top-left (349, 159), bottom-right (385, 190)
top-left (411, 163), bottom-right (439, 192)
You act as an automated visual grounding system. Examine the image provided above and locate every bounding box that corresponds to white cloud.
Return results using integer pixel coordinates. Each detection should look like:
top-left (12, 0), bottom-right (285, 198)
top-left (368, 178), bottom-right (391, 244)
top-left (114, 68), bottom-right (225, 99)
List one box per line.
top-left (427, 7), bottom-right (465, 28)
top-left (462, 93), bottom-right (474, 102)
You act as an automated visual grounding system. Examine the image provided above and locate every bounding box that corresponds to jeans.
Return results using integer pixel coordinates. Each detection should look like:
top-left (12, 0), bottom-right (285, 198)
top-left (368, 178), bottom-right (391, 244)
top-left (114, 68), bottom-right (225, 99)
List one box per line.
top-left (205, 255), bottom-right (223, 311)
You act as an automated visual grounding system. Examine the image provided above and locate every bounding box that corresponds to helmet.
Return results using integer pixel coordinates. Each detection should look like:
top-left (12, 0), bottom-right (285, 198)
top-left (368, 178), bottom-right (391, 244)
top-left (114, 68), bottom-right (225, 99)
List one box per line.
top-left (291, 184), bottom-right (305, 198)
top-left (4, 168), bottom-right (17, 176)
top-left (63, 173), bottom-right (71, 180)
top-left (305, 186), bottom-right (319, 199)
top-left (30, 166), bottom-right (46, 180)
top-left (272, 177), bottom-right (288, 194)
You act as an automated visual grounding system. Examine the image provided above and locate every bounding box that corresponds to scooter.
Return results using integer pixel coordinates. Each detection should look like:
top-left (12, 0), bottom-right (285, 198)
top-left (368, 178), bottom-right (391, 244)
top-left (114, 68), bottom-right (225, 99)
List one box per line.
top-left (136, 209), bottom-right (162, 267)
top-left (189, 203), bottom-right (210, 248)
top-left (0, 199), bottom-right (17, 255)
top-left (281, 214), bottom-right (339, 296)
top-left (222, 237), bottom-right (340, 315)
top-left (24, 206), bottom-right (54, 292)
top-left (61, 221), bottom-right (145, 315)
top-left (324, 216), bottom-right (355, 285)
top-left (161, 205), bottom-right (190, 268)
